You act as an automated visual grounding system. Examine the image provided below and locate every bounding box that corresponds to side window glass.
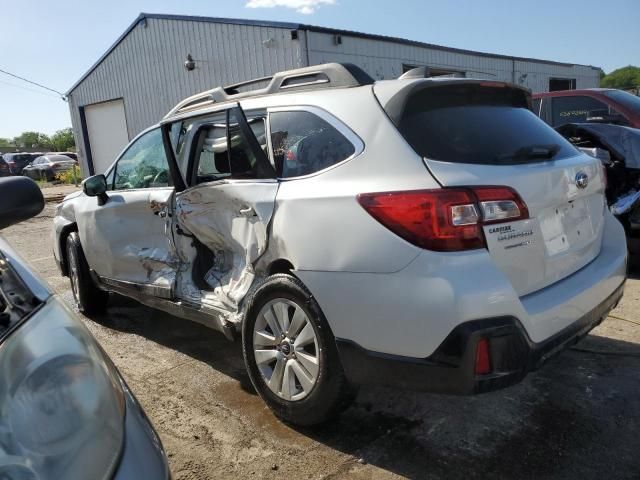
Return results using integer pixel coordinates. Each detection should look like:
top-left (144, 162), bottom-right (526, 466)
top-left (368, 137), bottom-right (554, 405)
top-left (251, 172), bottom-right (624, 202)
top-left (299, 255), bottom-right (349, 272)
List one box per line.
top-left (169, 121), bottom-right (187, 160)
top-left (228, 109), bottom-right (273, 179)
top-left (551, 96), bottom-right (609, 127)
top-left (113, 128), bottom-right (172, 190)
top-left (193, 122), bottom-right (231, 184)
top-left (269, 111), bottom-right (355, 178)
top-left (247, 116), bottom-right (268, 158)
top-left (104, 167), bottom-right (115, 191)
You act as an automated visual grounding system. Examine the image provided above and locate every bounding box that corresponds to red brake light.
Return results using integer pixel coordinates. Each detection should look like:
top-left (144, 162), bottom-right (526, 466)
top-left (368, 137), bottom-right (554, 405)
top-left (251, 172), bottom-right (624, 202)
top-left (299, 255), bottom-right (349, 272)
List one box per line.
top-left (357, 189), bottom-right (484, 252)
top-left (474, 337), bottom-right (491, 375)
top-left (357, 186), bottom-right (528, 252)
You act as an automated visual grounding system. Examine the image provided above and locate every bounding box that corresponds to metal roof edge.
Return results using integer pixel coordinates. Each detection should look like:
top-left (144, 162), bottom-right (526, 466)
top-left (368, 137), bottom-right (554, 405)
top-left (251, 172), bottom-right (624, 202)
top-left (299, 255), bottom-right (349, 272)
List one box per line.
top-left (298, 24), bottom-right (601, 70)
top-left (66, 12), bottom-right (304, 95)
top-left (66, 12), bottom-right (601, 95)
top-left (67, 13), bottom-right (147, 95)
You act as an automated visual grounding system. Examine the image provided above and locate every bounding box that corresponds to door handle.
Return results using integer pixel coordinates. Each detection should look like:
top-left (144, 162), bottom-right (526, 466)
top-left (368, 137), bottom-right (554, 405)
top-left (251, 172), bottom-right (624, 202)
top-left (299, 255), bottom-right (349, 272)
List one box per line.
top-left (239, 206), bottom-right (256, 217)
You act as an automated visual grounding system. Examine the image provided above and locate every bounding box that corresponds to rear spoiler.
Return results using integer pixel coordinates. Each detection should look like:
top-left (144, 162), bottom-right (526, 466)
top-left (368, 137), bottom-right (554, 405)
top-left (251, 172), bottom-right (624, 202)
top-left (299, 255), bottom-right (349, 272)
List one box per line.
top-left (375, 79), bottom-right (532, 125)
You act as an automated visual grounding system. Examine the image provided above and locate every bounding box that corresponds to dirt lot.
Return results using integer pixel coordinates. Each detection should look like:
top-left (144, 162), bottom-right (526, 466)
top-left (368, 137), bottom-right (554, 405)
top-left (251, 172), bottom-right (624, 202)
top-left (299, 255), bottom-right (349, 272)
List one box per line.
top-left (4, 204), bottom-right (640, 480)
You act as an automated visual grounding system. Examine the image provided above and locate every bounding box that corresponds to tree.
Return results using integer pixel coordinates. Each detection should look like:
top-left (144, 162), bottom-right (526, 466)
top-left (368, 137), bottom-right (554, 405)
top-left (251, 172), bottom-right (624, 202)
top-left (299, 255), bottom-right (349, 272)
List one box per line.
top-left (50, 128), bottom-right (75, 152)
top-left (601, 66), bottom-right (640, 89)
top-left (12, 131), bottom-right (53, 150)
top-left (0, 138), bottom-right (11, 147)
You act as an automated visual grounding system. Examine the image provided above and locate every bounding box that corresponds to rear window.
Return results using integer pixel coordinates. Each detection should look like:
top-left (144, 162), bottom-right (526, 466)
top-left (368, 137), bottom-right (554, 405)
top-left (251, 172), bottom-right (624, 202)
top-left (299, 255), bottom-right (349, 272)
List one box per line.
top-left (396, 84), bottom-right (577, 165)
top-left (603, 90), bottom-right (640, 115)
top-left (6, 154), bottom-right (32, 162)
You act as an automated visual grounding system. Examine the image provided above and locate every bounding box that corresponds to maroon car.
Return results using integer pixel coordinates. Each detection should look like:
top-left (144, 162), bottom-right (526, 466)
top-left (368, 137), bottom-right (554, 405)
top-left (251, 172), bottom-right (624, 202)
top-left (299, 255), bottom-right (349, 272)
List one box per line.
top-left (533, 88), bottom-right (640, 129)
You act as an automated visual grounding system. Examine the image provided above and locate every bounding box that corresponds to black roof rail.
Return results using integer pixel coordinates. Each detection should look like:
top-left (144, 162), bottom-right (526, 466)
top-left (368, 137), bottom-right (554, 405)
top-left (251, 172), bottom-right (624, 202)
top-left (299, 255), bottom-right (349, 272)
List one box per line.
top-left (165, 62), bottom-right (374, 118)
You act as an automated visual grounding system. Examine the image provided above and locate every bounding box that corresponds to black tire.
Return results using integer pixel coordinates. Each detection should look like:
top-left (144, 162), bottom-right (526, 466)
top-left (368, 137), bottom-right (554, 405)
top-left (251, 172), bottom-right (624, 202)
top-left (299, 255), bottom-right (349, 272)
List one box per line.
top-left (242, 274), bottom-right (357, 426)
top-left (66, 231), bottom-right (109, 314)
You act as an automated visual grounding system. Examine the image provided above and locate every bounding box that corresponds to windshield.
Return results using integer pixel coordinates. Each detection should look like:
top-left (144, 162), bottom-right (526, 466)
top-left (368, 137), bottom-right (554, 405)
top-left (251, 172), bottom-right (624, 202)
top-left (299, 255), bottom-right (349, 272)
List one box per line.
top-left (396, 84), bottom-right (577, 165)
top-left (604, 90), bottom-right (640, 115)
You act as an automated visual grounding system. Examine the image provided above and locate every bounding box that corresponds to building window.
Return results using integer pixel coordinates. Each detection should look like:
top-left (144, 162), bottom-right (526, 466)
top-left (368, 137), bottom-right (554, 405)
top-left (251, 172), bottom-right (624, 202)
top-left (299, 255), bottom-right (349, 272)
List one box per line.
top-left (549, 78), bottom-right (576, 91)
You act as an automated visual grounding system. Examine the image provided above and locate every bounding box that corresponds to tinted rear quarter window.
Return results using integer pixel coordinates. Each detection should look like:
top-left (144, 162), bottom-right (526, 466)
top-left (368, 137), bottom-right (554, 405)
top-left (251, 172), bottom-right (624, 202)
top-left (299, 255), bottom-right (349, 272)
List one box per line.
top-left (396, 84), bottom-right (576, 165)
top-left (269, 111), bottom-right (355, 178)
top-left (603, 90), bottom-right (640, 115)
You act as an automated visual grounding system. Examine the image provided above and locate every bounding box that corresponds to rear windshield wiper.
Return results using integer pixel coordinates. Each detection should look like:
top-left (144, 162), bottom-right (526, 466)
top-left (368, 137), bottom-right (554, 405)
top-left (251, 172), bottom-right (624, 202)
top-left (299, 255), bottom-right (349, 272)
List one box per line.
top-left (496, 144), bottom-right (560, 163)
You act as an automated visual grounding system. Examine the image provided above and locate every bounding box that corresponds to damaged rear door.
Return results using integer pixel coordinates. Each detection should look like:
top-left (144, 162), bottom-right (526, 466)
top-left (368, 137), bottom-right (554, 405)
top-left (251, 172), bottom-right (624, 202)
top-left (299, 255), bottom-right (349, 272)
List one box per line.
top-left (171, 106), bottom-right (278, 314)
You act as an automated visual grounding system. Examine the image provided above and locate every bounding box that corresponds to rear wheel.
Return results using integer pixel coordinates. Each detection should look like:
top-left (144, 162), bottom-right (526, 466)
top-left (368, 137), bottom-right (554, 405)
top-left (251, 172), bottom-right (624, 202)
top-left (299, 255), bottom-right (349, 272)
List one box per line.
top-left (242, 274), bottom-right (357, 426)
top-left (66, 232), bottom-right (109, 314)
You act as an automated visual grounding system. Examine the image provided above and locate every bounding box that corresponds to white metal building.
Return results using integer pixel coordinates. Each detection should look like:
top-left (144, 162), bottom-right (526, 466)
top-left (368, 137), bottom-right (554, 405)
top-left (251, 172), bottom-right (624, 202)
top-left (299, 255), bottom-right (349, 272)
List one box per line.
top-left (66, 13), bottom-right (602, 175)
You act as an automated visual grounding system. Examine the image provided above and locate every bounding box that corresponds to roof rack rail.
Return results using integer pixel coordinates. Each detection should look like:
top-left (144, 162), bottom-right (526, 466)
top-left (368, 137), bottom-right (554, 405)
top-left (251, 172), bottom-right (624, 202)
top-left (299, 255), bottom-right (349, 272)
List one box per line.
top-left (165, 62), bottom-right (374, 118)
top-left (398, 66), bottom-right (465, 80)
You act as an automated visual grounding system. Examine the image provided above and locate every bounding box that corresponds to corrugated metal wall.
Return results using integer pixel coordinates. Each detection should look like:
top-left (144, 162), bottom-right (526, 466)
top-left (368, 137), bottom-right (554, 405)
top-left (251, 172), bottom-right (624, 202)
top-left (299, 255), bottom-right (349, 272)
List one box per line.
top-left (306, 31), bottom-right (600, 91)
top-left (68, 16), bottom-right (601, 174)
top-left (68, 17), bottom-right (305, 172)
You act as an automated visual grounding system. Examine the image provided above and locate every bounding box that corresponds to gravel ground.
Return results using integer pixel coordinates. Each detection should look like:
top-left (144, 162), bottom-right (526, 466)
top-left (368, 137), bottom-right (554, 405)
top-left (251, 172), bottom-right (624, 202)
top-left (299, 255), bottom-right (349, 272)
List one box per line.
top-left (4, 204), bottom-right (640, 480)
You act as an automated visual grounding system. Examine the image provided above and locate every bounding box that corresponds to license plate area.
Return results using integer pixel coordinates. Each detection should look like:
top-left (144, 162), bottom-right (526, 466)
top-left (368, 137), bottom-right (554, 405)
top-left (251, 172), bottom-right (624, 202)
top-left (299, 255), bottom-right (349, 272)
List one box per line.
top-left (539, 198), bottom-right (595, 257)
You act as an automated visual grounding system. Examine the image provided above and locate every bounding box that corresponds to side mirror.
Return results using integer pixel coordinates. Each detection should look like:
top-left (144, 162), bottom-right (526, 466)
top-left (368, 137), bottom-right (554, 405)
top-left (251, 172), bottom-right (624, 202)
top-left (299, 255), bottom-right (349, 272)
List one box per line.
top-left (0, 177), bottom-right (44, 229)
top-left (82, 174), bottom-right (109, 205)
top-left (82, 174), bottom-right (106, 196)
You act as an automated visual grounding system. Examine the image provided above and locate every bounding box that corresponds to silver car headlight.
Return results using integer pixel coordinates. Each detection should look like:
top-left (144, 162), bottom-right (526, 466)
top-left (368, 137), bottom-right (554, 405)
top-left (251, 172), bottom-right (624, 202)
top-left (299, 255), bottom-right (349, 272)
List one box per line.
top-left (0, 297), bottom-right (125, 479)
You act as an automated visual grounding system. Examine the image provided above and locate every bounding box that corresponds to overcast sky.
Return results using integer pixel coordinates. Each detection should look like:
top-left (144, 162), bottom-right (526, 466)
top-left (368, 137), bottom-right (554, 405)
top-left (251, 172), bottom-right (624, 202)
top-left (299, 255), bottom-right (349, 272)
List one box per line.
top-left (1, 0), bottom-right (638, 138)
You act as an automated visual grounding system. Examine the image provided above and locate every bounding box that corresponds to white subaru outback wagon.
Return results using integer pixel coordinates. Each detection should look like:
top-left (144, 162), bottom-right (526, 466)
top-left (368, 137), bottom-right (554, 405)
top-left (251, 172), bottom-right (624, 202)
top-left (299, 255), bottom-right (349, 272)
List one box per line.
top-left (53, 63), bottom-right (627, 426)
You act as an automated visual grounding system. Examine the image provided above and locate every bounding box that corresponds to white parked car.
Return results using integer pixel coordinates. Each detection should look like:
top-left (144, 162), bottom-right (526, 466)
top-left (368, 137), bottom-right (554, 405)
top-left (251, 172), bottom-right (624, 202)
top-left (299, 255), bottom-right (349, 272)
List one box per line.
top-left (53, 64), bottom-right (627, 426)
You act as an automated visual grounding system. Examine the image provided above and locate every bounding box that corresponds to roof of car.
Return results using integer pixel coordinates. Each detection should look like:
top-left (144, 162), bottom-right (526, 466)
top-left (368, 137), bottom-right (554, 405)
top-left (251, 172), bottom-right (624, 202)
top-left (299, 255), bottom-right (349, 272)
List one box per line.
top-left (43, 154), bottom-right (75, 162)
top-left (162, 65), bottom-right (529, 122)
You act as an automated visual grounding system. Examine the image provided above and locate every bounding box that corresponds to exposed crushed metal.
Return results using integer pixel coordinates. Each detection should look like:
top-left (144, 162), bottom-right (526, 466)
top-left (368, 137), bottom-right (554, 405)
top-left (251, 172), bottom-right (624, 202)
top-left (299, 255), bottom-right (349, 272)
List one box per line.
top-left (557, 122), bottom-right (640, 252)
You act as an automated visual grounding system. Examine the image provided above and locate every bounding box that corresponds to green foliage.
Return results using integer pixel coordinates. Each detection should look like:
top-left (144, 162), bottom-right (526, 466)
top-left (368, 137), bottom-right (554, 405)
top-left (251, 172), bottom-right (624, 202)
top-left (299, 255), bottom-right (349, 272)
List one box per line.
top-left (13, 131), bottom-right (53, 150)
top-left (54, 165), bottom-right (81, 185)
top-left (50, 128), bottom-right (75, 152)
top-left (8, 128), bottom-right (75, 152)
top-left (601, 66), bottom-right (640, 89)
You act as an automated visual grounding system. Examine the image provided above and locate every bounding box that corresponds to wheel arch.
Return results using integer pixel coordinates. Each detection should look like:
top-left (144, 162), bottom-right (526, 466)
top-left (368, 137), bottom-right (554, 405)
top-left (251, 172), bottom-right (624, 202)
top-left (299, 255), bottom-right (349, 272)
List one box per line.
top-left (59, 222), bottom-right (78, 276)
top-left (266, 258), bottom-right (295, 276)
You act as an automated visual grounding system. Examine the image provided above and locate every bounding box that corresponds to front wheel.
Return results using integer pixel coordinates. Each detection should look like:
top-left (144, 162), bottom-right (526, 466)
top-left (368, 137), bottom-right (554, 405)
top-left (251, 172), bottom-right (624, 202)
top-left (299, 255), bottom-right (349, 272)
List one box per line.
top-left (242, 274), bottom-right (357, 426)
top-left (66, 232), bottom-right (109, 314)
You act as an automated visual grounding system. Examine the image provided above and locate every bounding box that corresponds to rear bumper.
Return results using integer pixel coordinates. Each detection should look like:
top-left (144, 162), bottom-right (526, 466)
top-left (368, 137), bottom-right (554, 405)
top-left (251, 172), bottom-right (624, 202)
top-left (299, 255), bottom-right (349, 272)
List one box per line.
top-left (336, 281), bottom-right (624, 394)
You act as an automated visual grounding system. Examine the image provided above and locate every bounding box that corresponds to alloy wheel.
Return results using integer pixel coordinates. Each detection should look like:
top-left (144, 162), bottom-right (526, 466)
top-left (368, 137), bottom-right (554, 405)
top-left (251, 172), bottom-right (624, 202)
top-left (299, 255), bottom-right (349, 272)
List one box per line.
top-left (253, 298), bottom-right (320, 401)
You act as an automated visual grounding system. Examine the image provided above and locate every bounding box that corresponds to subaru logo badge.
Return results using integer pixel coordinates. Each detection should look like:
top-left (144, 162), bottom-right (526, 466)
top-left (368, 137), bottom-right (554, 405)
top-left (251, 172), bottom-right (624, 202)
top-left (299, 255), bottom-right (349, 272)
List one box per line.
top-left (575, 171), bottom-right (589, 189)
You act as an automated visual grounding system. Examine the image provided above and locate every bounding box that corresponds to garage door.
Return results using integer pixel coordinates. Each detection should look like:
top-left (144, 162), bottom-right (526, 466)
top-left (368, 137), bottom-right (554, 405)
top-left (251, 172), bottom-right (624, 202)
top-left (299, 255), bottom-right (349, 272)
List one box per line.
top-left (84, 99), bottom-right (129, 174)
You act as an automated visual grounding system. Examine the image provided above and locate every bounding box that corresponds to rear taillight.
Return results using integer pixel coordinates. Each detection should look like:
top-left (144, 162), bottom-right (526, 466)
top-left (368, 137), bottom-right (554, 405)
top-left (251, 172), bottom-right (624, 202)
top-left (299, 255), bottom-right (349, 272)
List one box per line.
top-left (357, 186), bottom-right (528, 252)
top-left (472, 186), bottom-right (529, 224)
